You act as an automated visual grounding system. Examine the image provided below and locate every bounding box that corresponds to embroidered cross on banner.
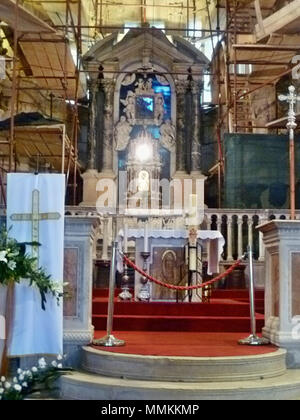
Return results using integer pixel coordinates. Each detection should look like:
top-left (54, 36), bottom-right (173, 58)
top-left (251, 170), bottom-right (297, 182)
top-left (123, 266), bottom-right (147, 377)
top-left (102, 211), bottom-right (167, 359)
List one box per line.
top-left (10, 189), bottom-right (61, 265)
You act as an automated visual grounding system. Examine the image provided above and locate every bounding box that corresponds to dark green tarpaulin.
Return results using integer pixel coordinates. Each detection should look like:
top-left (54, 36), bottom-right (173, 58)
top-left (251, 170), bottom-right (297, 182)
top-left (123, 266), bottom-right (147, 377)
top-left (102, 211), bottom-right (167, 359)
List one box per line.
top-left (224, 133), bottom-right (300, 209)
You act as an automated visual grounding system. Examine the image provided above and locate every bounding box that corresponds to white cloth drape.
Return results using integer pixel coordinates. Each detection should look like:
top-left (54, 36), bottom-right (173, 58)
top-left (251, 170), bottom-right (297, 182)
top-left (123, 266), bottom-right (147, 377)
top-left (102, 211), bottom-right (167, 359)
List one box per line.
top-left (7, 173), bottom-right (65, 356)
top-left (117, 229), bottom-right (225, 275)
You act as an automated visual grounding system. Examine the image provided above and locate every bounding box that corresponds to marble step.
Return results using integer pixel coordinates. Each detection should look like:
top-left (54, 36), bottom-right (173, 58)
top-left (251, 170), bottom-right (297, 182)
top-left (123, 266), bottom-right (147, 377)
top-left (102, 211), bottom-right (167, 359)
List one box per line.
top-left (92, 300), bottom-right (254, 316)
top-left (60, 369), bottom-right (300, 401)
top-left (81, 346), bottom-right (286, 383)
top-left (92, 314), bottom-right (265, 332)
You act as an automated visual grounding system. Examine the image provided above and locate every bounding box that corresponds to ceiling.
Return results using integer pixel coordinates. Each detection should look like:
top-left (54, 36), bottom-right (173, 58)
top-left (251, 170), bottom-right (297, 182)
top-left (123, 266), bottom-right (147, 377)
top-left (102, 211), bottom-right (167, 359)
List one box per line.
top-left (19, 0), bottom-right (214, 46)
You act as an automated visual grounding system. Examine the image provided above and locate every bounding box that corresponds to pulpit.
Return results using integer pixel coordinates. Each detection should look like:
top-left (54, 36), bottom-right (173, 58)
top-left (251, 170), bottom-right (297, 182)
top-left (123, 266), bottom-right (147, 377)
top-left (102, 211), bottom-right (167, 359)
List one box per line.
top-left (126, 229), bottom-right (225, 302)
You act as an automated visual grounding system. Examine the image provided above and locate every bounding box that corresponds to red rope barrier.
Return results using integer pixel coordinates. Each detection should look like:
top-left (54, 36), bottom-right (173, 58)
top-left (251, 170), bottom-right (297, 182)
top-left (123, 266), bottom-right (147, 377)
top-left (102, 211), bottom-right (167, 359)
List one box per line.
top-left (123, 254), bottom-right (244, 291)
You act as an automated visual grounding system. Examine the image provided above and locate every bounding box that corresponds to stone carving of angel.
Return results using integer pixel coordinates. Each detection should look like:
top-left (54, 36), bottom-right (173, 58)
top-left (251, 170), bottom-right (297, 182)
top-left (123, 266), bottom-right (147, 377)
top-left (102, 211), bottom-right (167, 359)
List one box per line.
top-left (120, 91), bottom-right (136, 124)
top-left (160, 119), bottom-right (176, 151)
top-left (122, 73), bottom-right (136, 86)
top-left (144, 78), bottom-right (154, 94)
top-left (154, 94), bottom-right (165, 125)
top-left (114, 116), bottom-right (132, 151)
top-left (135, 78), bottom-right (145, 94)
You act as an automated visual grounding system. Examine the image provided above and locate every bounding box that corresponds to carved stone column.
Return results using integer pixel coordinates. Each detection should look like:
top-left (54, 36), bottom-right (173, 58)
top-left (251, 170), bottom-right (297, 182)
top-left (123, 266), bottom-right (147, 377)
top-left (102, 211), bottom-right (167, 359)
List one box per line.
top-left (175, 80), bottom-right (186, 173)
top-left (81, 79), bottom-right (116, 207)
top-left (87, 79), bottom-right (98, 171)
top-left (191, 81), bottom-right (202, 173)
top-left (81, 79), bottom-right (100, 206)
top-left (101, 79), bottom-right (115, 175)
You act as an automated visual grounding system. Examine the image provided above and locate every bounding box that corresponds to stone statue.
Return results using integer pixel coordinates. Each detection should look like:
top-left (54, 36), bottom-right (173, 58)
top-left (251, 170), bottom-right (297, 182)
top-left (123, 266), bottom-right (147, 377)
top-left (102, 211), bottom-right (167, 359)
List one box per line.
top-left (122, 73), bottom-right (136, 86)
top-left (144, 78), bottom-right (154, 94)
top-left (135, 78), bottom-right (145, 94)
top-left (160, 119), bottom-right (176, 150)
top-left (120, 91), bottom-right (136, 124)
top-left (137, 170), bottom-right (150, 193)
top-left (114, 116), bottom-right (132, 151)
top-left (154, 94), bottom-right (165, 125)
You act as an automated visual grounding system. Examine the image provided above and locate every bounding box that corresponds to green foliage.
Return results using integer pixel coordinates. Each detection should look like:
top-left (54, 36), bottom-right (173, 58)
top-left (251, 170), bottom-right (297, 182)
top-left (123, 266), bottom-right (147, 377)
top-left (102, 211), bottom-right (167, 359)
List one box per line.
top-left (0, 228), bottom-right (64, 310)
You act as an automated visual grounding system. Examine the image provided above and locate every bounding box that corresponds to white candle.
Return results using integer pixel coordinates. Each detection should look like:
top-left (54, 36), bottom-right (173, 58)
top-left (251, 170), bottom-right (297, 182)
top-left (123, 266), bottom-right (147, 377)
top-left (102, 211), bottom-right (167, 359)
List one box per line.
top-left (144, 221), bottom-right (149, 253)
top-left (124, 224), bottom-right (128, 253)
top-left (189, 247), bottom-right (197, 272)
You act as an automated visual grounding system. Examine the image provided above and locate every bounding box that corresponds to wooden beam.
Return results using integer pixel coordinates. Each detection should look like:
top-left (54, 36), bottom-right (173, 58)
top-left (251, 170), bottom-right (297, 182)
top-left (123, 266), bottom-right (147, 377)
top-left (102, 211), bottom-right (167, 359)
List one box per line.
top-left (0, 0), bottom-right (55, 33)
top-left (232, 44), bottom-right (300, 51)
top-left (254, 0), bottom-right (265, 36)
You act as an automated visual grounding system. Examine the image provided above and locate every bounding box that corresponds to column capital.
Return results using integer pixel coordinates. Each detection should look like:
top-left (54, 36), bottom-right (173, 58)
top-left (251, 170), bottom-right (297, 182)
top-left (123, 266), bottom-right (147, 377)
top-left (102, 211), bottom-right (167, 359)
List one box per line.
top-left (100, 78), bottom-right (116, 95)
top-left (175, 79), bottom-right (189, 95)
top-left (190, 80), bottom-right (203, 96)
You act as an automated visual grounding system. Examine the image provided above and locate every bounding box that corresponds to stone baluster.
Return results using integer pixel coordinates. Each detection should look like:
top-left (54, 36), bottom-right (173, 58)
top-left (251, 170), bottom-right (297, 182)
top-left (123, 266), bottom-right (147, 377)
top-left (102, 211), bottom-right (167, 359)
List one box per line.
top-left (101, 216), bottom-right (109, 261)
top-left (227, 214), bottom-right (233, 261)
top-left (248, 217), bottom-right (253, 249)
top-left (237, 215), bottom-right (243, 259)
top-left (208, 215), bottom-right (214, 230)
top-left (258, 214), bottom-right (266, 261)
top-left (216, 214), bottom-right (222, 233)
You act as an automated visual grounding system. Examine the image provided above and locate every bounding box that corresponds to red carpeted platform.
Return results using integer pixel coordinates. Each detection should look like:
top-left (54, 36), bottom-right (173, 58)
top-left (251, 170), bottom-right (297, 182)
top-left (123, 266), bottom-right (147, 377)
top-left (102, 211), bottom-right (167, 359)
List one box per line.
top-left (92, 289), bottom-right (265, 333)
top-left (92, 331), bottom-right (276, 357)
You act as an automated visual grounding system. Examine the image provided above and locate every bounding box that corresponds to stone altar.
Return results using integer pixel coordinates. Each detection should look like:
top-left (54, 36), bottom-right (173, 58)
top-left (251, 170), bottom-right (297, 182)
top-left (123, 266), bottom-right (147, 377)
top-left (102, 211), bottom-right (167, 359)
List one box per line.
top-left (124, 229), bottom-right (225, 302)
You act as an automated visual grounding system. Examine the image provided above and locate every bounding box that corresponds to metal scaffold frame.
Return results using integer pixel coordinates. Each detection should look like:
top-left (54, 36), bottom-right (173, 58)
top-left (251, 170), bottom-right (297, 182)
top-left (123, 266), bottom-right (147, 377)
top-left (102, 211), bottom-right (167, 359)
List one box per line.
top-left (1, 0), bottom-right (299, 208)
top-left (0, 0), bottom-right (83, 206)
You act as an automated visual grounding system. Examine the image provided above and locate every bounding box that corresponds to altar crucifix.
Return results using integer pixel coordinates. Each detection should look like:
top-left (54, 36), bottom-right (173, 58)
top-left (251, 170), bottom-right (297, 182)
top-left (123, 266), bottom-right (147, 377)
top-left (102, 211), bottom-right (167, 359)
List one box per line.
top-left (278, 85), bottom-right (300, 220)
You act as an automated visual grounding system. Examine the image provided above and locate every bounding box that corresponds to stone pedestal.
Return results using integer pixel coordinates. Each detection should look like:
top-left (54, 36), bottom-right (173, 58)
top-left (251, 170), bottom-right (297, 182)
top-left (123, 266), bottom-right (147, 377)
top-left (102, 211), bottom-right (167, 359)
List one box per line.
top-left (258, 220), bottom-right (300, 367)
top-left (63, 216), bottom-right (100, 367)
top-left (81, 170), bottom-right (101, 206)
top-left (81, 170), bottom-right (116, 208)
top-left (172, 171), bottom-right (206, 223)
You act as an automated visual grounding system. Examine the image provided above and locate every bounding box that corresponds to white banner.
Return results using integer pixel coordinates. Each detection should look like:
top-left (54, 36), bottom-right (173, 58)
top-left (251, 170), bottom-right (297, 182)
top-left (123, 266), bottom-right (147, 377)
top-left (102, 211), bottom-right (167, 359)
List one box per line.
top-left (7, 173), bottom-right (65, 356)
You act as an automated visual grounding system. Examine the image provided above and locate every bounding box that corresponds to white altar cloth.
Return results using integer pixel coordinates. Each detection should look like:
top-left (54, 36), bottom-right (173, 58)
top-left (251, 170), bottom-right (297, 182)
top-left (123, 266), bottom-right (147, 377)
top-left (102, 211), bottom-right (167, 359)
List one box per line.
top-left (118, 229), bottom-right (225, 275)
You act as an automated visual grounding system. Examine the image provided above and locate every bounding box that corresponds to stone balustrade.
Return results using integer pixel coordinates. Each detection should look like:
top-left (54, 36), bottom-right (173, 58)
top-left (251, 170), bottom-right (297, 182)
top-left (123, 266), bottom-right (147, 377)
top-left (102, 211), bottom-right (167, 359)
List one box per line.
top-left (1, 204), bottom-right (299, 264)
top-left (64, 206), bottom-right (300, 263)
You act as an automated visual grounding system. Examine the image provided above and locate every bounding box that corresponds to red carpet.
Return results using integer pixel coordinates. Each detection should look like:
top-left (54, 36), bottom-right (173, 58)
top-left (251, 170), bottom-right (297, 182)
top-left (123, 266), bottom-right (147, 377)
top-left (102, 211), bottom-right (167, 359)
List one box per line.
top-left (92, 289), bottom-right (265, 333)
top-left (92, 331), bottom-right (276, 358)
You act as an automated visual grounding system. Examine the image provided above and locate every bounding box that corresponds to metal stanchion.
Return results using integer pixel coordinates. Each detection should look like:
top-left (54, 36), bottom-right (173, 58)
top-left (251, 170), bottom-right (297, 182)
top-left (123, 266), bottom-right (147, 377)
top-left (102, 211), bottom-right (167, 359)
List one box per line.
top-left (93, 226), bottom-right (125, 347)
top-left (239, 245), bottom-right (269, 346)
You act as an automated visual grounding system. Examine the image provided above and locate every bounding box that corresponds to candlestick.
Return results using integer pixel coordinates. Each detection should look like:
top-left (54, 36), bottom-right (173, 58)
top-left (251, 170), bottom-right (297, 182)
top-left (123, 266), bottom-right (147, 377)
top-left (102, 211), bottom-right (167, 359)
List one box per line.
top-left (144, 220), bottom-right (149, 253)
top-left (124, 223), bottom-right (128, 253)
top-left (119, 223), bottom-right (133, 301)
top-left (137, 251), bottom-right (151, 302)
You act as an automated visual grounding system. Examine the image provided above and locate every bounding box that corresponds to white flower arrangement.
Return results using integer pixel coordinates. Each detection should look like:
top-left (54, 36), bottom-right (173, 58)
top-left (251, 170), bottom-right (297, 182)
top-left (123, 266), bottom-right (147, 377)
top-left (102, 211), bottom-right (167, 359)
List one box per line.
top-left (0, 355), bottom-right (71, 400)
top-left (0, 229), bottom-right (67, 310)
